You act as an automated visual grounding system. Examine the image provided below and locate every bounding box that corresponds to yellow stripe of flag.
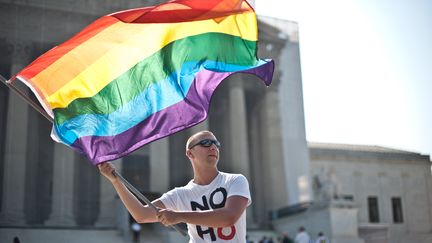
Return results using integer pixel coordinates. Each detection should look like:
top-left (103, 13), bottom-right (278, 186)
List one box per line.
top-left (36, 11), bottom-right (257, 109)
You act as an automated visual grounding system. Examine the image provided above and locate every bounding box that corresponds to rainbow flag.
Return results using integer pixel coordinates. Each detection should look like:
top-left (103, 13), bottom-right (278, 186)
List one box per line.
top-left (14, 0), bottom-right (274, 164)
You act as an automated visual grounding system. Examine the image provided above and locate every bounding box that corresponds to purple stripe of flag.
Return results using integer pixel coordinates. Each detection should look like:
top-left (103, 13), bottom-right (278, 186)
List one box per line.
top-left (72, 60), bottom-right (274, 164)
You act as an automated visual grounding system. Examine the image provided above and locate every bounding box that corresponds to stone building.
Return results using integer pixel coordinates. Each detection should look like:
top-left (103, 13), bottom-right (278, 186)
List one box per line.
top-left (2, 1), bottom-right (431, 243)
top-left (271, 143), bottom-right (432, 243)
top-left (0, 1), bottom-right (311, 242)
top-left (308, 143), bottom-right (432, 243)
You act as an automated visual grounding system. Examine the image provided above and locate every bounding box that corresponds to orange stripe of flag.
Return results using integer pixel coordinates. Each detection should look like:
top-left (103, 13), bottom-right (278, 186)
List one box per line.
top-left (18, 16), bottom-right (119, 80)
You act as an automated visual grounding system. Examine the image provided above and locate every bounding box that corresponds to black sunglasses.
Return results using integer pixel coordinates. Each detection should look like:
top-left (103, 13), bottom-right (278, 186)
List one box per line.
top-left (188, 139), bottom-right (221, 149)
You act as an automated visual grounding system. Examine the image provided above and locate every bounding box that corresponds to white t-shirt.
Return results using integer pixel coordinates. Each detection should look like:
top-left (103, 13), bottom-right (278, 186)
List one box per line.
top-left (315, 236), bottom-right (329, 243)
top-left (295, 232), bottom-right (310, 243)
top-left (160, 172), bottom-right (251, 243)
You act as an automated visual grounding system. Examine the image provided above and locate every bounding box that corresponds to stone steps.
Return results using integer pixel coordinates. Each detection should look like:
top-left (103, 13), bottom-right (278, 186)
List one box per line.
top-left (0, 228), bottom-right (129, 243)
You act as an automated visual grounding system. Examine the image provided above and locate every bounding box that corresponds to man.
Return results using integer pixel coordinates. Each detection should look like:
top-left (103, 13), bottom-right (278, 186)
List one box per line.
top-left (131, 222), bottom-right (141, 242)
top-left (99, 130), bottom-right (251, 242)
top-left (281, 233), bottom-right (294, 243)
top-left (315, 232), bottom-right (329, 243)
top-left (294, 226), bottom-right (310, 243)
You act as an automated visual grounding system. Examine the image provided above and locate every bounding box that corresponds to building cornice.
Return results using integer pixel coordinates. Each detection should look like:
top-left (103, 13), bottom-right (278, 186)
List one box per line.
top-left (308, 142), bottom-right (431, 162)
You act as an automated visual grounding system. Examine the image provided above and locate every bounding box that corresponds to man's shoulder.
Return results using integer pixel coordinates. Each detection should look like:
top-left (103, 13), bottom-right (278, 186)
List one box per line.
top-left (219, 171), bottom-right (247, 181)
top-left (166, 182), bottom-right (194, 195)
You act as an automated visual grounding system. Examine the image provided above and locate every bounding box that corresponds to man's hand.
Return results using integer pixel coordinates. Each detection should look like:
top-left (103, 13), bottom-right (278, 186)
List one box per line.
top-left (98, 162), bottom-right (118, 183)
top-left (157, 208), bottom-right (182, 226)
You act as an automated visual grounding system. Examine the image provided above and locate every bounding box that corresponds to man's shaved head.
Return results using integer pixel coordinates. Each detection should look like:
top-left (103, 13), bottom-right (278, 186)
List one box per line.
top-left (186, 130), bottom-right (215, 150)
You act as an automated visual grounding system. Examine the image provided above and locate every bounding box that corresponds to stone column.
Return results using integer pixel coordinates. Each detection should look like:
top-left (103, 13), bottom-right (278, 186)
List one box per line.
top-left (260, 91), bottom-right (289, 210)
top-left (95, 158), bottom-right (123, 227)
top-left (228, 82), bottom-right (250, 178)
top-left (278, 39), bottom-right (312, 205)
top-left (190, 119), bottom-right (209, 134)
top-left (378, 172), bottom-right (391, 223)
top-left (401, 172), bottom-right (412, 232)
top-left (353, 171), bottom-right (367, 222)
top-left (150, 139), bottom-right (170, 193)
top-left (0, 41), bottom-right (31, 225)
top-left (228, 82), bottom-right (254, 225)
top-left (45, 143), bottom-right (76, 226)
top-left (249, 104), bottom-right (269, 227)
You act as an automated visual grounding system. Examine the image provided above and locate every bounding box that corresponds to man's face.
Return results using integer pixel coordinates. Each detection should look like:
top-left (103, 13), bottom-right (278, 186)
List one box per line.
top-left (187, 133), bottom-right (220, 165)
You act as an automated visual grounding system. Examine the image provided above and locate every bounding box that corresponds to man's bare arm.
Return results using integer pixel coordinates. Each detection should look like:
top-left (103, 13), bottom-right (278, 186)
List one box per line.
top-left (99, 162), bottom-right (165, 223)
top-left (157, 195), bottom-right (248, 227)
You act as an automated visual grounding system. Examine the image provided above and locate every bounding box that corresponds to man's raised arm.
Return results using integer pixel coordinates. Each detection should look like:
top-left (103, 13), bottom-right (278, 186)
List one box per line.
top-left (98, 162), bottom-right (166, 223)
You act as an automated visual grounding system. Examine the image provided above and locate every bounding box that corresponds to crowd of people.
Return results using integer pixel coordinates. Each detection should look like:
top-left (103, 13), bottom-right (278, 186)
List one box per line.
top-left (248, 226), bottom-right (330, 243)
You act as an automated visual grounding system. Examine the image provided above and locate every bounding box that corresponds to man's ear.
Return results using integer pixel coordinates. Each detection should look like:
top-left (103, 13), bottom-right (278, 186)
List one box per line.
top-left (186, 150), bottom-right (193, 159)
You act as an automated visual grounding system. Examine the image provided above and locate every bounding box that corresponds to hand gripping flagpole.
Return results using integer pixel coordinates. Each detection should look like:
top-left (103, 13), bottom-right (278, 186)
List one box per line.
top-left (0, 74), bottom-right (187, 237)
top-left (112, 171), bottom-right (187, 236)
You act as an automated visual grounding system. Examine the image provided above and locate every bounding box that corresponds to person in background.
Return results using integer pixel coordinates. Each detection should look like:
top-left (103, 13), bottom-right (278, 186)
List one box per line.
top-left (315, 232), bottom-right (329, 243)
top-left (294, 226), bottom-right (310, 243)
top-left (246, 235), bottom-right (254, 243)
top-left (281, 233), bottom-right (294, 243)
top-left (131, 222), bottom-right (141, 242)
top-left (13, 236), bottom-right (20, 243)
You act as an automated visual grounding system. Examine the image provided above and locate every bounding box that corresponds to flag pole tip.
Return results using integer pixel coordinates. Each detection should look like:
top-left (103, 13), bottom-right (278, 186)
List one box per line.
top-left (0, 74), bottom-right (13, 84)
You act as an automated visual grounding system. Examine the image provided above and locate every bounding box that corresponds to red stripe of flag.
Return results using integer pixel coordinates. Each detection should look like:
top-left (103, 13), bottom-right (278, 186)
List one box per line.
top-left (18, 16), bottom-right (119, 80)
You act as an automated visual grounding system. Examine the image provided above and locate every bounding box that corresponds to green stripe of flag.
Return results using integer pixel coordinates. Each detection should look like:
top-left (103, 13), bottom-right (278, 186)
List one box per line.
top-left (54, 32), bottom-right (257, 125)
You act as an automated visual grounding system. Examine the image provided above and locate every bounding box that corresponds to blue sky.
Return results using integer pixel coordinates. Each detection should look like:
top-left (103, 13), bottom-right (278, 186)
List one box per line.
top-left (256, 0), bottom-right (432, 156)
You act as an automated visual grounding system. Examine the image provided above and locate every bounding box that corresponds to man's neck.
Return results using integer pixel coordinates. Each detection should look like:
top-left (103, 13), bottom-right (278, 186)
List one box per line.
top-left (193, 167), bottom-right (219, 185)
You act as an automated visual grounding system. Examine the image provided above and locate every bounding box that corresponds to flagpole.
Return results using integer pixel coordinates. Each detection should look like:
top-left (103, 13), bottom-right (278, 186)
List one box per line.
top-left (113, 171), bottom-right (187, 236)
top-left (0, 73), bottom-right (187, 237)
top-left (0, 75), bottom-right (53, 123)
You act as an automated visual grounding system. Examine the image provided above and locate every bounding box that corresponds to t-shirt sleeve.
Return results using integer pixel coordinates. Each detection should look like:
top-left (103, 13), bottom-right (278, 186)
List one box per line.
top-left (228, 174), bottom-right (252, 206)
top-left (159, 188), bottom-right (179, 211)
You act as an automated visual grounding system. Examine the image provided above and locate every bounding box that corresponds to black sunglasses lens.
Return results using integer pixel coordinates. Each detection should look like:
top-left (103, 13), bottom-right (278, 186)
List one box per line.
top-left (199, 139), bottom-right (220, 147)
top-left (200, 140), bottom-right (212, 147)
